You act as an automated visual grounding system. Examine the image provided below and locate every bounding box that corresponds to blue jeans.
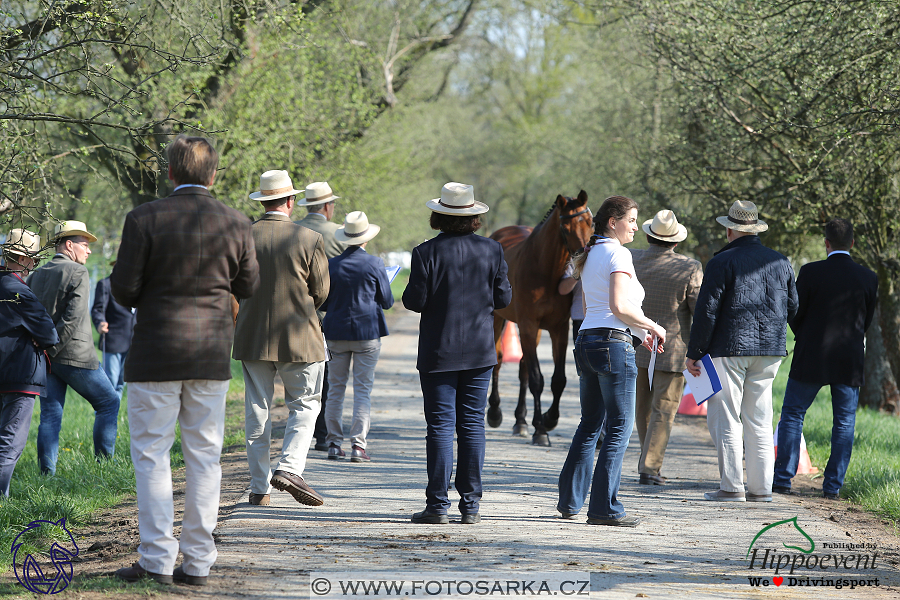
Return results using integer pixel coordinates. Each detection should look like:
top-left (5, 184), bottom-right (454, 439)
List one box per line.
top-left (38, 362), bottom-right (120, 474)
top-left (419, 366), bottom-right (492, 515)
top-left (558, 330), bottom-right (636, 519)
top-left (774, 378), bottom-right (859, 495)
top-left (103, 351), bottom-right (128, 400)
top-left (0, 393), bottom-right (36, 497)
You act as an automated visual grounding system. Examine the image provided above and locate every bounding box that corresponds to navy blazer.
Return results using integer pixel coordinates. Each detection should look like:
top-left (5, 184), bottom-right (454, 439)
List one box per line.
top-left (0, 269), bottom-right (59, 395)
top-left (789, 253), bottom-right (878, 387)
top-left (321, 246), bottom-right (394, 341)
top-left (403, 232), bottom-right (512, 373)
top-left (91, 276), bottom-right (135, 354)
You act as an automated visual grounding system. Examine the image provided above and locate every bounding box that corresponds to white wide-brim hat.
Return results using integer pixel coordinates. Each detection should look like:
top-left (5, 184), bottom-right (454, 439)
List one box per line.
top-left (249, 170), bottom-right (301, 201)
top-left (298, 181), bottom-right (340, 207)
top-left (716, 200), bottom-right (768, 233)
top-left (426, 182), bottom-right (489, 216)
top-left (335, 211), bottom-right (380, 245)
top-left (53, 220), bottom-right (98, 243)
top-left (4, 229), bottom-right (42, 257)
top-left (642, 209), bottom-right (688, 243)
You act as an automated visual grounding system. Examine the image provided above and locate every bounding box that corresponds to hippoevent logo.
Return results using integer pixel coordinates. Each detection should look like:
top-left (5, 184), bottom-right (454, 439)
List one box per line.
top-left (11, 518), bottom-right (79, 594)
top-left (746, 516), bottom-right (880, 590)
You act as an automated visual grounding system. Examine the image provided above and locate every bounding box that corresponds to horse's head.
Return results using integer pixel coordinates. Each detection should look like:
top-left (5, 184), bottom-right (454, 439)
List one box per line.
top-left (555, 190), bottom-right (593, 255)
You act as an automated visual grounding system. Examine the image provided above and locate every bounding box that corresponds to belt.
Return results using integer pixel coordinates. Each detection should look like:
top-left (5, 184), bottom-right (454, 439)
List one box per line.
top-left (578, 327), bottom-right (637, 346)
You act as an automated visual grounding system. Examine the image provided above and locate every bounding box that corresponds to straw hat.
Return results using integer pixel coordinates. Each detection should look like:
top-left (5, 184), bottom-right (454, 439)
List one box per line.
top-left (4, 229), bottom-right (41, 257)
top-left (53, 220), bottom-right (97, 243)
top-left (248, 170), bottom-right (301, 202)
top-left (642, 210), bottom-right (688, 243)
top-left (716, 200), bottom-right (768, 233)
top-left (425, 182), bottom-right (488, 216)
top-left (298, 181), bottom-right (339, 207)
top-left (335, 211), bottom-right (380, 245)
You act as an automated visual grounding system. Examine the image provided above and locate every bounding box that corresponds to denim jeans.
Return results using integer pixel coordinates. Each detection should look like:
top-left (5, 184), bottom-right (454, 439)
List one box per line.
top-left (419, 366), bottom-right (492, 515)
top-left (558, 329), bottom-right (636, 520)
top-left (38, 362), bottom-right (120, 474)
top-left (102, 351), bottom-right (128, 400)
top-left (0, 393), bottom-right (36, 497)
top-left (774, 378), bottom-right (859, 495)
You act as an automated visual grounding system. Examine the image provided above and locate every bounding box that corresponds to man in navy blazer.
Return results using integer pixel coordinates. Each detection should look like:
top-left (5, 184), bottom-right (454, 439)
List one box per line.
top-left (774, 218), bottom-right (878, 500)
top-left (92, 265), bottom-right (136, 399)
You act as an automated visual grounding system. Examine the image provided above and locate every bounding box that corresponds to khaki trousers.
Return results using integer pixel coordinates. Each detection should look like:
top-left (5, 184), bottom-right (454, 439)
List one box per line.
top-left (635, 368), bottom-right (684, 476)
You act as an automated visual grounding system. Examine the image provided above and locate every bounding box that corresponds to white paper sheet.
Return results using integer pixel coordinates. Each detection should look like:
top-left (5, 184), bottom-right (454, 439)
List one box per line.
top-left (681, 355), bottom-right (723, 405)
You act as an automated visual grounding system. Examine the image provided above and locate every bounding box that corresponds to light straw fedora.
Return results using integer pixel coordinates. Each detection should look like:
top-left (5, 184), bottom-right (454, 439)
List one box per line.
top-left (248, 170), bottom-right (301, 202)
top-left (298, 181), bottom-right (340, 207)
top-left (334, 211), bottom-right (380, 245)
top-left (53, 220), bottom-right (97, 243)
top-left (4, 229), bottom-right (42, 257)
top-left (425, 182), bottom-right (489, 216)
top-left (642, 210), bottom-right (688, 243)
top-left (716, 200), bottom-right (768, 233)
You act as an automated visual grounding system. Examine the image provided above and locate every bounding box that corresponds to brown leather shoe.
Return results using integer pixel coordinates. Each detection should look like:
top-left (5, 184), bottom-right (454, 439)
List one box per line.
top-left (173, 566), bottom-right (208, 586)
top-left (270, 470), bottom-right (324, 506)
top-left (115, 562), bottom-right (172, 584)
top-left (249, 493), bottom-right (270, 505)
top-left (639, 473), bottom-right (667, 485)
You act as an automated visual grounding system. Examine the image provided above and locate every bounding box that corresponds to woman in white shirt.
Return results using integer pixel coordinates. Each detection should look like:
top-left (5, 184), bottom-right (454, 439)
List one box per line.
top-left (557, 195), bottom-right (666, 527)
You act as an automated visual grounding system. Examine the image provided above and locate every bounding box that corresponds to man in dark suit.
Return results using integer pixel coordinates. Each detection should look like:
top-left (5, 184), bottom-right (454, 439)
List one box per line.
top-left (112, 135), bottom-right (259, 586)
top-left (773, 218), bottom-right (878, 500)
top-left (91, 263), bottom-right (136, 400)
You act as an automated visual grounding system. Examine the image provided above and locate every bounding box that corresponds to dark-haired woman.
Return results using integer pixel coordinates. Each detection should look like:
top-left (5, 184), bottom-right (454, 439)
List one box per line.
top-left (402, 182), bottom-right (512, 525)
top-left (557, 196), bottom-right (666, 527)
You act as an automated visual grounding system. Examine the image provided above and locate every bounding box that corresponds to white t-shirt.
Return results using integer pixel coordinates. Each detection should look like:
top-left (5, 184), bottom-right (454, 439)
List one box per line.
top-left (580, 238), bottom-right (645, 333)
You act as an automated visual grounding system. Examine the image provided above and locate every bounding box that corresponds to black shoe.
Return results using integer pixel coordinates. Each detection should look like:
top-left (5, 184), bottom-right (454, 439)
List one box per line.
top-left (411, 510), bottom-right (449, 524)
top-left (639, 473), bottom-right (667, 485)
top-left (824, 491), bottom-right (840, 500)
top-left (115, 562), bottom-right (172, 584)
top-left (460, 513), bottom-right (480, 524)
top-left (314, 441), bottom-right (329, 452)
top-left (173, 566), bottom-right (208, 586)
top-left (587, 515), bottom-right (641, 527)
top-left (772, 484), bottom-right (792, 495)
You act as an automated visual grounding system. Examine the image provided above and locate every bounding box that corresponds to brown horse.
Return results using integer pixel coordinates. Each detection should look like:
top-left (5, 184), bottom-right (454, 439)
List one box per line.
top-left (488, 191), bottom-right (593, 446)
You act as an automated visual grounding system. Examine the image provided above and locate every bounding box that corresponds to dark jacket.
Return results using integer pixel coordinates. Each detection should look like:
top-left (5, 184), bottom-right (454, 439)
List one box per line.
top-left (687, 235), bottom-right (798, 360)
top-left (91, 276), bottom-right (135, 354)
top-left (0, 269), bottom-right (59, 395)
top-left (789, 253), bottom-right (878, 387)
top-left (27, 254), bottom-right (98, 369)
top-left (111, 187), bottom-right (260, 382)
top-left (321, 246), bottom-right (393, 341)
top-left (403, 232), bottom-right (512, 373)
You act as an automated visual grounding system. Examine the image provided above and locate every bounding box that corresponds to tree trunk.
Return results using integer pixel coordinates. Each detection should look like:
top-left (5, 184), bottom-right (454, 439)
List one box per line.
top-left (861, 305), bottom-right (900, 414)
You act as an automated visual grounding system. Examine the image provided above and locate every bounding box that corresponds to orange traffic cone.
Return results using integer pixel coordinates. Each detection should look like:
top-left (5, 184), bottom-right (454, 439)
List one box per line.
top-left (677, 390), bottom-right (708, 416)
top-left (773, 423), bottom-right (819, 475)
top-left (501, 322), bottom-right (523, 363)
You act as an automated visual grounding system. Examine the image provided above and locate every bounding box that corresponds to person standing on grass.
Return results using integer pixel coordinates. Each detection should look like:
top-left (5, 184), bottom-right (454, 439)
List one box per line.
top-left (28, 220), bottom-right (120, 476)
top-left (91, 261), bottom-right (136, 400)
top-left (112, 135), bottom-right (259, 587)
top-left (296, 181), bottom-right (347, 453)
top-left (321, 211), bottom-right (393, 463)
top-left (0, 230), bottom-right (58, 497)
top-left (773, 218), bottom-right (877, 500)
top-left (233, 170), bottom-right (330, 508)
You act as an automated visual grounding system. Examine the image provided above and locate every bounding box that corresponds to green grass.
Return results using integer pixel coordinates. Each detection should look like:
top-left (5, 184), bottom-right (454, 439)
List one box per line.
top-left (772, 332), bottom-right (900, 521)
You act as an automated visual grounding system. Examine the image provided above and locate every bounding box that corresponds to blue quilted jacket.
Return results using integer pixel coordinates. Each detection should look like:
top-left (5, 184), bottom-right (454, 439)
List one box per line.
top-left (686, 235), bottom-right (798, 360)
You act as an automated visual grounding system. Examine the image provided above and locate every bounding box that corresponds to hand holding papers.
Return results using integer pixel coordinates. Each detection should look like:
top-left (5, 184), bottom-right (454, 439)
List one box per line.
top-left (682, 355), bottom-right (722, 405)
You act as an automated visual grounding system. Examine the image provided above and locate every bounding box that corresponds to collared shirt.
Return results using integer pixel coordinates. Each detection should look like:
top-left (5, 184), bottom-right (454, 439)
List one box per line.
top-left (828, 250), bottom-right (851, 257)
top-left (173, 184), bottom-right (209, 192)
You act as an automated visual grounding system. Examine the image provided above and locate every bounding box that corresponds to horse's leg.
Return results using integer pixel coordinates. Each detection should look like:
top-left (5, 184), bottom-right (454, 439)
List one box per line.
top-left (517, 323), bottom-right (549, 446)
top-left (487, 315), bottom-right (506, 428)
top-left (542, 320), bottom-right (570, 432)
top-left (512, 359), bottom-right (529, 436)
top-left (514, 324), bottom-right (540, 437)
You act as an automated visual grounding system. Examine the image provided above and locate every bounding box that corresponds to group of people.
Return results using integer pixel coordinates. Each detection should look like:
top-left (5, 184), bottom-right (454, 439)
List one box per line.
top-left (0, 132), bottom-right (877, 585)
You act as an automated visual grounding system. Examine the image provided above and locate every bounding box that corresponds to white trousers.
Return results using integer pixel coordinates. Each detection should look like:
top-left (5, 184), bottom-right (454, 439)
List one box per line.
top-left (325, 339), bottom-right (381, 449)
top-left (242, 360), bottom-right (323, 494)
top-left (127, 379), bottom-right (229, 577)
top-left (707, 356), bottom-right (782, 495)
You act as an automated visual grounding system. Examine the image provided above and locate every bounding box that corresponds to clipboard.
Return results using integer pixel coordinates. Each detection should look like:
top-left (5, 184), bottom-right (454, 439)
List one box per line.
top-left (681, 355), bottom-right (722, 405)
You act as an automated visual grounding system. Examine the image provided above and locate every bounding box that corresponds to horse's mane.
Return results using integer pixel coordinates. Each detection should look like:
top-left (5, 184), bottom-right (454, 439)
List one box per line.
top-left (537, 202), bottom-right (557, 226)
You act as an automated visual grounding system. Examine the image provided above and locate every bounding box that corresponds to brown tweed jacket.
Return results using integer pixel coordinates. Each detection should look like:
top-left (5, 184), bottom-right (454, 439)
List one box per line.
top-left (110, 187), bottom-right (260, 382)
top-left (232, 213), bottom-right (330, 363)
top-left (295, 212), bottom-right (346, 259)
top-left (631, 245), bottom-right (703, 372)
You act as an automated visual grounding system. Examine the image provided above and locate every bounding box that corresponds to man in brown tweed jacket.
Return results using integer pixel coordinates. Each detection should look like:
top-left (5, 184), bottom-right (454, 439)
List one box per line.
top-left (233, 170), bottom-right (330, 508)
top-left (112, 135), bottom-right (259, 587)
top-left (630, 210), bottom-right (702, 486)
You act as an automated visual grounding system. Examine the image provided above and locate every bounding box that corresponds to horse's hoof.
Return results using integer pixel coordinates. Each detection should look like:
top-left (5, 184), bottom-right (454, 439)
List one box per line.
top-left (532, 433), bottom-right (551, 447)
top-left (487, 407), bottom-right (503, 428)
top-left (542, 413), bottom-right (559, 431)
top-left (512, 424), bottom-right (529, 437)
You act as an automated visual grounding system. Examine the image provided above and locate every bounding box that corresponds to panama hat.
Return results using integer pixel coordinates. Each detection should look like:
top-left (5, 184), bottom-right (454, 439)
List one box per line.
top-left (53, 220), bottom-right (97, 243)
top-left (298, 181), bottom-right (340, 207)
top-left (4, 229), bottom-right (42, 257)
top-left (716, 200), bottom-right (768, 233)
top-left (425, 182), bottom-right (489, 216)
top-left (335, 211), bottom-right (380, 245)
top-left (248, 170), bottom-right (301, 202)
top-left (643, 210), bottom-right (688, 243)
